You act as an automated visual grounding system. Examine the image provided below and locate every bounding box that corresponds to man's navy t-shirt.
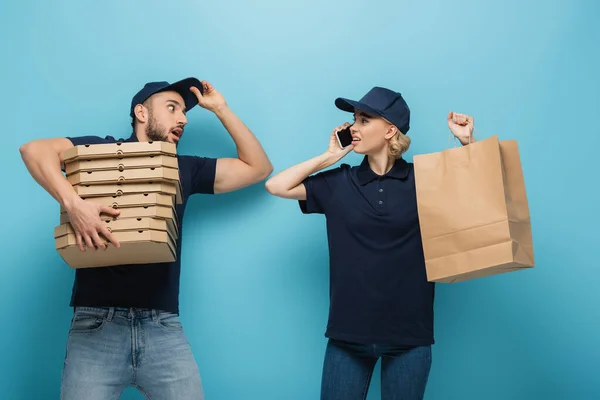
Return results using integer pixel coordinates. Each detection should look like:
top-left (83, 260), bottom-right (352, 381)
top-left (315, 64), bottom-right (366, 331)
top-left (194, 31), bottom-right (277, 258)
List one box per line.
top-left (300, 156), bottom-right (435, 346)
top-left (65, 132), bottom-right (217, 314)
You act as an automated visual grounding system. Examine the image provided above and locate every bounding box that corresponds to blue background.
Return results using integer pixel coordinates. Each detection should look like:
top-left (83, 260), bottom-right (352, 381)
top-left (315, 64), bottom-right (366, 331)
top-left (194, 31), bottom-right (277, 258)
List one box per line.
top-left (1, 0), bottom-right (599, 399)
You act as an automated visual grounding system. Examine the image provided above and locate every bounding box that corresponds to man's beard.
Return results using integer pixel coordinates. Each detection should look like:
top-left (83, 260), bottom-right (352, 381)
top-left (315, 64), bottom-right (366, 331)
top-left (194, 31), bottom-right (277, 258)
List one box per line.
top-left (145, 115), bottom-right (169, 143)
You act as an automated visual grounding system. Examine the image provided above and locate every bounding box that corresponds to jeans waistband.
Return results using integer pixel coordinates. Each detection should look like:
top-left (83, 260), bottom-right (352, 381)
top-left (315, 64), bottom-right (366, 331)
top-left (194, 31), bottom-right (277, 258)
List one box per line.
top-left (74, 306), bottom-right (173, 322)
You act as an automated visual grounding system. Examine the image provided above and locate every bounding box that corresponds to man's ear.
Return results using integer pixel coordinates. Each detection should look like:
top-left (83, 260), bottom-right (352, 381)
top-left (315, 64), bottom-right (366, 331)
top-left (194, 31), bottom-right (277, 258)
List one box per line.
top-left (134, 104), bottom-right (148, 124)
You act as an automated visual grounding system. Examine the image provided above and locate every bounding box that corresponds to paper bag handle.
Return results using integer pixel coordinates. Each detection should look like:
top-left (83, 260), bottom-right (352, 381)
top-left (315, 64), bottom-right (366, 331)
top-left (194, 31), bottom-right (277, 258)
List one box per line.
top-left (447, 128), bottom-right (478, 148)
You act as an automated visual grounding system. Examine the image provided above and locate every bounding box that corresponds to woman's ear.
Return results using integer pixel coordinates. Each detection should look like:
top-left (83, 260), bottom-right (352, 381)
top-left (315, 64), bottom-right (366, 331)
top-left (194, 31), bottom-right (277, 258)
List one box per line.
top-left (384, 124), bottom-right (398, 140)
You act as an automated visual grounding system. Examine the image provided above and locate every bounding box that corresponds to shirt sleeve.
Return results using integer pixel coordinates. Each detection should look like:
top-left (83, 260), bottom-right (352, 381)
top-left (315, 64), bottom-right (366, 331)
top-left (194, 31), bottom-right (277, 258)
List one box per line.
top-left (189, 156), bottom-right (217, 195)
top-left (298, 166), bottom-right (345, 215)
top-left (65, 135), bottom-right (112, 146)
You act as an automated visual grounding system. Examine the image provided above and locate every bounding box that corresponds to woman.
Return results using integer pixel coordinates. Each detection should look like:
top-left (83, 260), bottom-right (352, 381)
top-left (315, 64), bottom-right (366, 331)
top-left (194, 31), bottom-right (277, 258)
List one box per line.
top-left (265, 86), bottom-right (475, 400)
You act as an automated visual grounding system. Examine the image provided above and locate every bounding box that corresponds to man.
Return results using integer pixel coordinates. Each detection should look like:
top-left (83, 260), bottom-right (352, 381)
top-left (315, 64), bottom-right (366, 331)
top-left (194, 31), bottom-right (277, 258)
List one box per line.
top-left (19, 77), bottom-right (273, 399)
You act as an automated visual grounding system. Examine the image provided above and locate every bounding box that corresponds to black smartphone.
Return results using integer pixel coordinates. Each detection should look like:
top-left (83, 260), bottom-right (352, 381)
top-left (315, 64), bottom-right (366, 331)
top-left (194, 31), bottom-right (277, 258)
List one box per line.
top-left (335, 126), bottom-right (353, 148)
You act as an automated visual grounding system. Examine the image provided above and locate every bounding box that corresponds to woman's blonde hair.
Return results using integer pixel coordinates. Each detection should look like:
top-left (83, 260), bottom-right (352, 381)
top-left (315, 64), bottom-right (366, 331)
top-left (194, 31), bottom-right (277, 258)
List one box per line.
top-left (388, 129), bottom-right (411, 159)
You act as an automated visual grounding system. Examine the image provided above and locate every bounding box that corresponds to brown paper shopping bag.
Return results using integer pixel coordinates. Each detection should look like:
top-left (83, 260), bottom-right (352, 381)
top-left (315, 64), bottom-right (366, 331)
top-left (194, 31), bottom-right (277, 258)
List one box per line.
top-left (413, 134), bottom-right (534, 283)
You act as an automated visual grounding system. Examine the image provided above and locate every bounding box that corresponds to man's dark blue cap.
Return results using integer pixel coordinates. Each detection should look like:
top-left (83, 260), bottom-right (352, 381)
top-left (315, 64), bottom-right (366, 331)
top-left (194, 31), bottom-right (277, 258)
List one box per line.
top-left (130, 77), bottom-right (203, 118)
top-left (335, 87), bottom-right (411, 134)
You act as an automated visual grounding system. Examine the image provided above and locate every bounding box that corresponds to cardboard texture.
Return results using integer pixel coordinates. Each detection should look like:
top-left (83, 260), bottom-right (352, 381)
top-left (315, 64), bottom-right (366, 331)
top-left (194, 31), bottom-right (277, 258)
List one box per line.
top-left (62, 141), bottom-right (177, 162)
top-left (66, 166), bottom-right (179, 185)
top-left (72, 182), bottom-right (182, 204)
top-left (59, 192), bottom-right (174, 213)
top-left (56, 142), bottom-right (183, 269)
top-left (413, 135), bottom-right (534, 283)
top-left (54, 217), bottom-right (177, 242)
top-left (65, 154), bottom-right (178, 176)
top-left (66, 167), bottom-right (182, 202)
top-left (55, 229), bottom-right (176, 269)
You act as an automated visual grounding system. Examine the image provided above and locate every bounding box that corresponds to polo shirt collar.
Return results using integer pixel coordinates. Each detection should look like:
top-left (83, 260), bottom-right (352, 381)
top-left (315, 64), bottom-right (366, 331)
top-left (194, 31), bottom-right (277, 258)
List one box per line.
top-left (357, 155), bottom-right (410, 185)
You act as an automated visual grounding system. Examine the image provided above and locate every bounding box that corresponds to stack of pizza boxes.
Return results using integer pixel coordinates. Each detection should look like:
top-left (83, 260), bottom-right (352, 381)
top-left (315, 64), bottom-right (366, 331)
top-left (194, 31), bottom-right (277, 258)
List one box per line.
top-left (54, 141), bottom-right (182, 268)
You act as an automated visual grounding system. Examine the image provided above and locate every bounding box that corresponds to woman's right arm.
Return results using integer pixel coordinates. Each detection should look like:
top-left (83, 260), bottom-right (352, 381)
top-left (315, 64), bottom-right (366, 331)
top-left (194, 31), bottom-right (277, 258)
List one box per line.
top-left (265, 123), bottom-right (354, 200)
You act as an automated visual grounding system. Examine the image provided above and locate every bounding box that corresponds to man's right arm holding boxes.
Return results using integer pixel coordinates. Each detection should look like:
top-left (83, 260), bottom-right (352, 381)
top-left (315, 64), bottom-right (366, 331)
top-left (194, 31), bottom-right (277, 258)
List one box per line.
top-left (19, 137), bottom-right (121, 251)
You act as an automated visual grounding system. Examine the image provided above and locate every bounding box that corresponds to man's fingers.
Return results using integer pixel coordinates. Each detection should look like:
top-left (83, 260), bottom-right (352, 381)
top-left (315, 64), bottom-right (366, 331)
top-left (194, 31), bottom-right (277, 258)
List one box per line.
top-left (101, 206), bottom-right (121, 217)
top-left (76, 231), bottom-right (84, 253)
top-left (91, 232), bottom-right (107, 251)
top-left (201, 81), bottom-right (213, 93)
top-left (83, 234), bottom-right (96, 252)
top-left (190, 86), bottom-right (203, 100)
top-left (100, 226), bottom-right (120, 249)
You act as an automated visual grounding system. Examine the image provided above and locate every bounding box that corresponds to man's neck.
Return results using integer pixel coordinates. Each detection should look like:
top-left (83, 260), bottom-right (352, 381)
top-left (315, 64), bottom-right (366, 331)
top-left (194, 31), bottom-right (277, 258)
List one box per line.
top-left (133, 128), bottom-right (147, 142)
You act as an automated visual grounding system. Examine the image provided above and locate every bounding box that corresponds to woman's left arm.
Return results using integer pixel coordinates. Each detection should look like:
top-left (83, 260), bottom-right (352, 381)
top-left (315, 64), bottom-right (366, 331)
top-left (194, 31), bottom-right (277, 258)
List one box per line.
top-left (447, 111), bottom-right (476, 146)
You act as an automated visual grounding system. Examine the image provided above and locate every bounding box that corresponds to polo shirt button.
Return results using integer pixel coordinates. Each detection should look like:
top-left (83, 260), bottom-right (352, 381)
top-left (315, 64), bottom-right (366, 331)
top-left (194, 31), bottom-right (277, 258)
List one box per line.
top-left (379, 189), bottom-right (383, 193)
top-left (378, 200), bottom-right (383, 205)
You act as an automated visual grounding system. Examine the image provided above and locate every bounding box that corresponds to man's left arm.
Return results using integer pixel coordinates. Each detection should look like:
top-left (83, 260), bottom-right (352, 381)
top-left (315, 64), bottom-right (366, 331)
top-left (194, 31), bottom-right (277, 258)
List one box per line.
top-left (191, 81), bottom-right (273, 194)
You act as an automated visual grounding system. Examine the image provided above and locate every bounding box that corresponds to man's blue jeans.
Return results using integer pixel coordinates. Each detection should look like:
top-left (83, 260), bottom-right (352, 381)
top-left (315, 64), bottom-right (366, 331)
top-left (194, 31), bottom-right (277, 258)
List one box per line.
top-left (320, 338), bottom-right (432, 400)
top-left (60, 307), bottom-right (204, 399)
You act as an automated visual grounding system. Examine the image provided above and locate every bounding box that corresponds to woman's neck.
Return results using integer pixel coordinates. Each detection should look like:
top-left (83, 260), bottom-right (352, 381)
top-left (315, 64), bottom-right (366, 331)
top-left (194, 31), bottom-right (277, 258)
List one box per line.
top-left (367, 149), bottom-right (395, 176)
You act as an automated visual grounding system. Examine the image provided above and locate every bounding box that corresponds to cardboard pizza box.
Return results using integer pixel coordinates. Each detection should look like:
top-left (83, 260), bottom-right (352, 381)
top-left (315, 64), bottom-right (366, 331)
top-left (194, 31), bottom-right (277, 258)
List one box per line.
top-left (55, 229), bottom-right (176, 269)
top-left (54, 217), bottom-right (178, 243)
top-left (72, 182), bottom-right (182, 204)
top-left (66, 167), bottom-right (182, 202)
top-left (65, 154), bottom-right (178, 176)
top-left (59, 192), bottom-right (174, 213)
top-left (62, 141), bottom-right (177, 162)
top-left (66, 167), bottom-right (180, 185)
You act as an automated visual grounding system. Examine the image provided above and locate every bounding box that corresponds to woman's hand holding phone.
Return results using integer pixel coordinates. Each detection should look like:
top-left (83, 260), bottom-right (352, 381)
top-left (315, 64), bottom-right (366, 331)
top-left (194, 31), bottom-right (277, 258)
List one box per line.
top-left (327, 123), bottom-right (354, 161)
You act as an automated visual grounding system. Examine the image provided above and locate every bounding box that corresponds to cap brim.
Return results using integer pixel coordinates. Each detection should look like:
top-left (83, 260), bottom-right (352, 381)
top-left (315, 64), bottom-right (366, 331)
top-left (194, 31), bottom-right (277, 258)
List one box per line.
top-left (158, 77), bottom-right (203, 114)
top-left (334, 98), bottom-right (384, 119)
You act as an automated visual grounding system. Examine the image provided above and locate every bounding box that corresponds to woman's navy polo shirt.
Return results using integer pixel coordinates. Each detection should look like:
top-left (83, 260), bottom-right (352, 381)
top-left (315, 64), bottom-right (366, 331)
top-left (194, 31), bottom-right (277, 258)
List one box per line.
top-left (300, 156), bottom-right (435, 346)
